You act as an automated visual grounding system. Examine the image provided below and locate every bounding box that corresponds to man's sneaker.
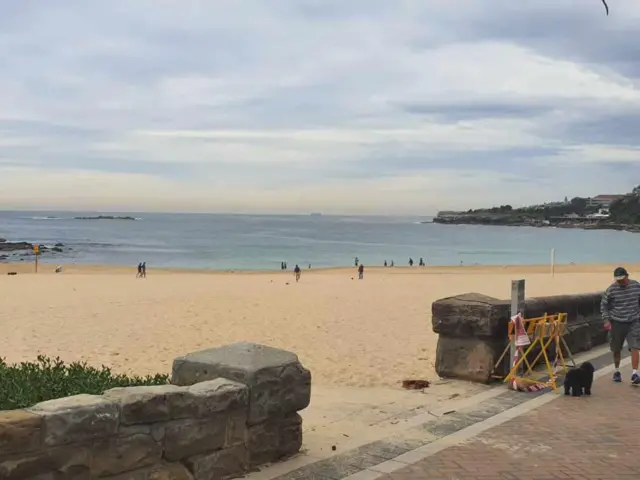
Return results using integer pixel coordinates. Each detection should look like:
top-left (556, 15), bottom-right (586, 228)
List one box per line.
top-left (632, 373), bottom-right (640, 386)
top-left (613, 371), bottom-right (622, 382)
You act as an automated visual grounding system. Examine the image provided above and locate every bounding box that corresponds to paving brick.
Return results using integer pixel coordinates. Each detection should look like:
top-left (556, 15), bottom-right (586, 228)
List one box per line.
top-left (391, 367), bottom-right (640, 479)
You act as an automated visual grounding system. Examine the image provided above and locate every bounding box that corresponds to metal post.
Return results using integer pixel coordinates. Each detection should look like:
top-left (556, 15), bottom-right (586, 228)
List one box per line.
top-left (509, 279), bottom-right (526, 389)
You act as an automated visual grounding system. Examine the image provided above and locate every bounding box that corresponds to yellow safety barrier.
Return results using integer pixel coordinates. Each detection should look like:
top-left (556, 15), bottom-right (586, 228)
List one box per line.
top-left (502, 312), bottom-right (575, 391)
top-left (492, 315), bottom-right (544, 378)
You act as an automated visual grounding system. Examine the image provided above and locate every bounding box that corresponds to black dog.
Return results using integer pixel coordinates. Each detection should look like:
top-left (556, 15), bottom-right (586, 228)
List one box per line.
top-left (564, 361), bottom-right (595, 397)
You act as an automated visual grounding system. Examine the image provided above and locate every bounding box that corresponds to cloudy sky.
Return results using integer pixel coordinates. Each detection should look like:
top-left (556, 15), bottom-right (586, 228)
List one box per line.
top-left (1, 1), bottom-right (639, 214)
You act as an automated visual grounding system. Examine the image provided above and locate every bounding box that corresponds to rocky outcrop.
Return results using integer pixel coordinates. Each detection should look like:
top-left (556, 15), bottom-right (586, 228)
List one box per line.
top-left (432, 213), bottom-right (640, 232)
top-left (432, 214), bottom-right (542, 227)
top-left (73, 216), bottom-right (137, 220)
top-left (0, 343), bottom-right (310, 480)
top-left (0, 241), bottom-right (33, 252)
top-left (432, 292), bottom-right (607, 383)
top-left (0, 241), bottom-right (68, 262)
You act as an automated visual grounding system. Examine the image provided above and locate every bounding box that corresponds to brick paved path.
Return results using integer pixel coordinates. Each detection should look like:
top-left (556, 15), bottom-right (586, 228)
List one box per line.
top-left (388, 367), bottom-right (640, 480)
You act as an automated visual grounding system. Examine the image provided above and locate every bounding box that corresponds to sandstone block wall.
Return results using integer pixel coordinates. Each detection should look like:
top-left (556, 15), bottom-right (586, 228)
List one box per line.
top-left (432, 292), bottom-right (607, 383)
top-left (0, 343), bottom-right (311, 480)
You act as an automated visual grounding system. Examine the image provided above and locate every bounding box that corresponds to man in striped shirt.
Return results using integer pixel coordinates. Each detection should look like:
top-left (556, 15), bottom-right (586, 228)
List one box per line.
top-left (601, 266), bottom-right (640, 384)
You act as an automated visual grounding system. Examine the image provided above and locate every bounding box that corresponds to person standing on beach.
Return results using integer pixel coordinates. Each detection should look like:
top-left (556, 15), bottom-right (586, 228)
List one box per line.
top-left (601, 267), bottom-right (640, 384)
top-left (354, 257), bottom-right (359, 267)
top-left (141, 262), bottom-right (147, 278)
top-left (136, 262), bottom-right (142, 278)
top-left (294, 264), bottom-right (301, 282)
top-left (358, 263), bottom-right (364, 280)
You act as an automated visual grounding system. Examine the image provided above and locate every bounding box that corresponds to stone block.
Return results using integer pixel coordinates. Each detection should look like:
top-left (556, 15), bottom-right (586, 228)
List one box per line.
top-left (91, 433), bottom-right (162, 477)
top-left (27, 394), bottom-right (119, 447)
top-left (435, 336), bottom-right (503, 383)
top-left (0, 409), bottom-right (42, 455)
top-left (563, 321), bottom-right (607, 355)
top-left (20, 467), bottom-right (91, 480)
top-left (103, 384), bottom-right (187, 424)
top-left (104, 380), bottom-right (247, 426)
top-left (186, 379), bottom-right (249, 419)
top-left (432, 293), bottom-right (509, 339)
top-left (120, 423), bottom-right (167, 443)
top-left (100, 462), bottom-right (194, 480)
top-left (183, 444), bottom-right (248, 480)
top-left (225, 410), bottom-right (247, 448)
top-left (0, 445), bottom-right (91, 479)
top-left (246, 413), bottom-right (302, 466)
top-left (163, 417), bottom-right (227, 462)
top-left (524, 293), bottom-right (602, 324)
top-left (172, 342), bottom-right (311, 425)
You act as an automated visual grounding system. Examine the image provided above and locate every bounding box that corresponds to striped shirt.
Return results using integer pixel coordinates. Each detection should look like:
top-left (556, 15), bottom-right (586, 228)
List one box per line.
top-left (601, 279), bottom-right (640, 323)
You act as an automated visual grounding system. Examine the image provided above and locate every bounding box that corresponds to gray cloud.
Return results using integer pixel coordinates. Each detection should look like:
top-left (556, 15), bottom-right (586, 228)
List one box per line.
top-left (0, 0), bottom-right (639, 213)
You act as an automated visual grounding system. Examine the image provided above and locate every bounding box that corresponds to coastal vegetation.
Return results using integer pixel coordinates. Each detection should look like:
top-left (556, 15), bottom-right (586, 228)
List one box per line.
top-left (433, 186), bottom-right (640, 231)
top-left (609, 194), bottom-right (640, 224)
top-left (462, 196), bottom-right (596, 219)
top-left (0, 355), bottom-right (169, 410)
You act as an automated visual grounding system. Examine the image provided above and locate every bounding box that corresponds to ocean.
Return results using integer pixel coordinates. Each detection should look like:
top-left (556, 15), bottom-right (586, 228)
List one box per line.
top-left (1, 211), bottom-right (640, 270)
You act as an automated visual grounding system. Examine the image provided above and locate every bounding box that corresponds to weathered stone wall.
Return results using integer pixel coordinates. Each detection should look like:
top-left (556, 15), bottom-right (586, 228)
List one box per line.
top-left (0, 342), bottom-right (311, 480)
top-left (432, 292), bottom-right (606, 383)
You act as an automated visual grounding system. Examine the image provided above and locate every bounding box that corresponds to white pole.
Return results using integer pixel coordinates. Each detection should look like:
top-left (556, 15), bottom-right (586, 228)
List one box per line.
top-left (551, 248), bottom-right (555, 277)
top-left (509, 279), bottom-right (525, 389)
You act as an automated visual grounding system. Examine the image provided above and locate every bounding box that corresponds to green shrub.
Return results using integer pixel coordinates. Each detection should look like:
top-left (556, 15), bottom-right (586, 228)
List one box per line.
top-left (0, 355), bottom-right (170, 410)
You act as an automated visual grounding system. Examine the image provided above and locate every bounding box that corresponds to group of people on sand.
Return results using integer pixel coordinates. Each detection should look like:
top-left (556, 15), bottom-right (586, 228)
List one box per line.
top-left (284, 255), bottom-right (428, 283)
top-left (136, 262), bottom-right (147, 278)
top-left (357, 257), bottom-right (426, 268)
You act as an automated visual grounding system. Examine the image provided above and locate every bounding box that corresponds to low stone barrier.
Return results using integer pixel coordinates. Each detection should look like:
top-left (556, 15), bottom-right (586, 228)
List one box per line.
top-left (432, 292), bottom-right (607, 383)
top-left (0, 342), bottom-right (311, 479)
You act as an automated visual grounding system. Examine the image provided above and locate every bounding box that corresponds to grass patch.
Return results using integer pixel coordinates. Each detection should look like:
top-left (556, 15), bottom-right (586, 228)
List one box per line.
top-left (0, 355), bottom-right (170, 410)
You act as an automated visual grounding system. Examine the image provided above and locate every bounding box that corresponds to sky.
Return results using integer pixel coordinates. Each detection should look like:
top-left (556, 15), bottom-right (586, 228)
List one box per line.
top-left (1, 0), bottom-right (640, 215)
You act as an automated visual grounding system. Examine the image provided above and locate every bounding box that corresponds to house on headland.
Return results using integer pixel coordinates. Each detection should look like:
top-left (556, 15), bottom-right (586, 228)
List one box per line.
top-left (586, 194), bottom-right (625, 208)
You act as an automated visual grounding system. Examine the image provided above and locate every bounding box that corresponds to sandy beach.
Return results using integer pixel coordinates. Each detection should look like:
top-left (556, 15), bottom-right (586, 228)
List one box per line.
top-left (0, 262), bottom-right (625, 387)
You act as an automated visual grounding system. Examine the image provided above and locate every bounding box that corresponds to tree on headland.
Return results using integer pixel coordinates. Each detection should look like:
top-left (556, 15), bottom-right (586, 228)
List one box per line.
top-left (464, 197), bottom-right (593, 219)
top-left (609, 195), bottom-right (640, 224)
top-left (569, 196), bottom-right (588, 212)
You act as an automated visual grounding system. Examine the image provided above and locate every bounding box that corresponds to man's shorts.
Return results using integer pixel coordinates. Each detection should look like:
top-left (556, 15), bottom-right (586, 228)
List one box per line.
top-left (610, 320), bottom-right (640, 352)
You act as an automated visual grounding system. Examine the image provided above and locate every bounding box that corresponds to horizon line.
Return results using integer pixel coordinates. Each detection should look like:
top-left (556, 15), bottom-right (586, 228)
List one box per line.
top-left (0, 208), bottom-right (436, 218)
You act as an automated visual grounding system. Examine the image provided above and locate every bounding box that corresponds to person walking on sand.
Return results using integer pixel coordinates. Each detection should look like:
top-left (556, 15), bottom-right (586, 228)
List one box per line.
top-left (294, 264), bottom-right (301, 282)
top-left (358, 263), bottom-right (364, 280)
top-left (136, 262), bottom-right (142, 278)
top-left (601, 267), bottom-right (640, 384)
top-left (141, 262), bottom-right (147, 278)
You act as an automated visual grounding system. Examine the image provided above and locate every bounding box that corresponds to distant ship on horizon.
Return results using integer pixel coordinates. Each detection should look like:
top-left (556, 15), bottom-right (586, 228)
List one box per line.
top-left (310, 212), bottom-right (322, 216)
